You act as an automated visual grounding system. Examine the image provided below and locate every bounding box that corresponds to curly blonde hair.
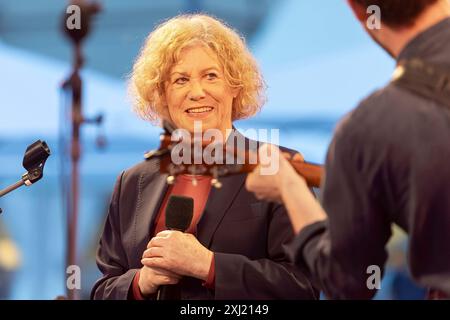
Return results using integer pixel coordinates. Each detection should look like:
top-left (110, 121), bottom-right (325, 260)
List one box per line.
top-left (129, 14), bottom-right (266, 123)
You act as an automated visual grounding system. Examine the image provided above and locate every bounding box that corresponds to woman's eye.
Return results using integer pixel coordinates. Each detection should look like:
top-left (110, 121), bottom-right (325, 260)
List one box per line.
top-left (206, 73), bottom-right (218, 80)
top-left (174, 77), bottom-right (188, 84)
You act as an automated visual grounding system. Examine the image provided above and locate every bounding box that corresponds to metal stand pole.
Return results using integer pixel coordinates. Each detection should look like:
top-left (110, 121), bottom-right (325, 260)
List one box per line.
top-left (61, 1), bottom-right (101, 299)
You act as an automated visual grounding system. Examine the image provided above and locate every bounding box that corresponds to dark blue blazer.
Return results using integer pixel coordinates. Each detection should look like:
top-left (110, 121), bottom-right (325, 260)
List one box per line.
top-left (91, 137), bottom-right (319, 300)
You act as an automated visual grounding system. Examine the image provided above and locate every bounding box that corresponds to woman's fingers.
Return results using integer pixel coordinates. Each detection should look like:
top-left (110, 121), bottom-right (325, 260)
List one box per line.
top-left (282, 151), bottom-right (304, 162)
top-left (151, 266), bottom-right (181, 279)
top-left (142, 246), bottom-right (164, 258)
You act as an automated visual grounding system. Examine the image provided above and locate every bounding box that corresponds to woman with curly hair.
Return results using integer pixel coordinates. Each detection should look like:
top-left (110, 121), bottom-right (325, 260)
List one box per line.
top-left (91, 14), bottom-right (318, 300)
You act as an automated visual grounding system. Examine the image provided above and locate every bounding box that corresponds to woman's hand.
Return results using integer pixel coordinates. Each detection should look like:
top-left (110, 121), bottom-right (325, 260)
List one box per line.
top-left (141, 230), bottom-right (213, 281)
top-left (138, 264), bottom-right (182, 296)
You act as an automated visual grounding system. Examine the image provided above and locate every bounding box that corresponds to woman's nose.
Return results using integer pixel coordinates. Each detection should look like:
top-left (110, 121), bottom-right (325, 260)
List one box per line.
top-left (188, 80), bottom-right (206, 101)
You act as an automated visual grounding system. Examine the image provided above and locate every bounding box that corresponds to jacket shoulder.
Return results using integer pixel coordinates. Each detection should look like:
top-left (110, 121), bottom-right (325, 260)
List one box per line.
top-left (121, 158), bottom-right (161, 182)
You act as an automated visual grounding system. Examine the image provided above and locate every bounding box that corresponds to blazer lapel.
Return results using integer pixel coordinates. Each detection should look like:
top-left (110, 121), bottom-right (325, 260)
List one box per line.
top-left (196, 129), bottom-right (255, 248)
top-left (132, 129), bottom-right (252, 253)
top-left (131, 162), bottom-right (169, 263)
top-left (196, 173), bottom-right (246, 248)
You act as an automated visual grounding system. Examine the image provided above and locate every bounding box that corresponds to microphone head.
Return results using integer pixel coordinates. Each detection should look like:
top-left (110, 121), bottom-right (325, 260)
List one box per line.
top-left (165, 195), bottom-right (194, 232)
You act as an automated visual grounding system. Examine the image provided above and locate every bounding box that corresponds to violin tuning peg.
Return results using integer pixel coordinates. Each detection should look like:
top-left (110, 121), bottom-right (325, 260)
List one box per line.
top-left (211, 178), bottom-right (222, 189)
top-left (167, 175), bottom-right (175, 184)
top-left (144, 149), bottom-right (156, 159)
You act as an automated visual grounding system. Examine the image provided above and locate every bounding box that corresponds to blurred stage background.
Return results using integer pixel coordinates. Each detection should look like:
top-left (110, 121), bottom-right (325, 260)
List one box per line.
top-left (0, 0), bottom-right (424, 299)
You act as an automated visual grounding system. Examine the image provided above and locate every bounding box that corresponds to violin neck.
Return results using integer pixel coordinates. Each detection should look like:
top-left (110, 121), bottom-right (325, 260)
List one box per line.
top-left (242, 160), bottom-right (323, 188)
top-left (289, 161), bottom-right (323, 188)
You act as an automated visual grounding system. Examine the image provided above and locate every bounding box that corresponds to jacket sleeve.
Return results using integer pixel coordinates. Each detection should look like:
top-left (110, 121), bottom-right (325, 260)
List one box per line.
top-left (213, 202), bottom-right (320, 299)
top-left (90, 172), bottom-right (139, 300)
top-left (291, 124), bottom-right (392, 299)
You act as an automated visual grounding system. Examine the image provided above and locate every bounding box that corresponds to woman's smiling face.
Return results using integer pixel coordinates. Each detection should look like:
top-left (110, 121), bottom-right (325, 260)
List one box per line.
top-left (164, 44), bottom-right (238, 136)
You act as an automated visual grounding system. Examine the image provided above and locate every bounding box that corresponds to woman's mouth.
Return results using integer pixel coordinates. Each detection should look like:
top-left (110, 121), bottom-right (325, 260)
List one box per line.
top-left (185, 107), bottom-right (214, 114)
top-left (185, 106), bottom-right (214, 117)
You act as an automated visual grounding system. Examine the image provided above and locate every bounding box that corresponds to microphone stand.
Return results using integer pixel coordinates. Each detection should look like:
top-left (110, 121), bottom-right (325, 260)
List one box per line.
top-left (61, 0), bottom-right (101, 300)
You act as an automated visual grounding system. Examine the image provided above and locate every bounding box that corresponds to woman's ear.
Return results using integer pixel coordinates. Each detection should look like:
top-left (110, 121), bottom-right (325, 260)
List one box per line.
top-left (156, 92), bottom-right (171, 119)
top-left (159, 93), bottom-right (167, 107)
top-left (231, 87), bottom-right (241, 98)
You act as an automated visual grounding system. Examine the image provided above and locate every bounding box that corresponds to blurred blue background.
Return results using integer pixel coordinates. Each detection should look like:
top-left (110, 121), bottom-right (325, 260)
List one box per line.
top-left (0, 0), bottom-right (424, 299)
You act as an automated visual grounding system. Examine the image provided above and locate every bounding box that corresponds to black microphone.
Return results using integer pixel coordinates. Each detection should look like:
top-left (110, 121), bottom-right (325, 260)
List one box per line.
top-left (0, 140), bottom-right (51, 214)
top-left (157, 195), bottom-right (194, 300)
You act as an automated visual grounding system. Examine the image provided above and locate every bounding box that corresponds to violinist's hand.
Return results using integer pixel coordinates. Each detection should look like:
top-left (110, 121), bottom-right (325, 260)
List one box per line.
top-left (245, 144), bottom-right (306, 203)
top-left (246, 144), bottom-right (326, 234)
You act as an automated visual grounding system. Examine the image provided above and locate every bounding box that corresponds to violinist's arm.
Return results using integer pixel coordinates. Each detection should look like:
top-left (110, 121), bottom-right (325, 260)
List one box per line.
top-left (245, 144), bottom-right (326, 234)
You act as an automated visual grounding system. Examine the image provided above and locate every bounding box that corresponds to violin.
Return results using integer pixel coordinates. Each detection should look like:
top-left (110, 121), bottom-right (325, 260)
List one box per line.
top-left (144, 120), bottom-right (324, 188)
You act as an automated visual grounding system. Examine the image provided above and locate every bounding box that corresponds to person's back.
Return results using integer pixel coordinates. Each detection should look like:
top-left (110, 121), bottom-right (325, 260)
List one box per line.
top-left (245, 0), bottom-right (450, 299)
top-left (333, 16), bottom-right (450, 294)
